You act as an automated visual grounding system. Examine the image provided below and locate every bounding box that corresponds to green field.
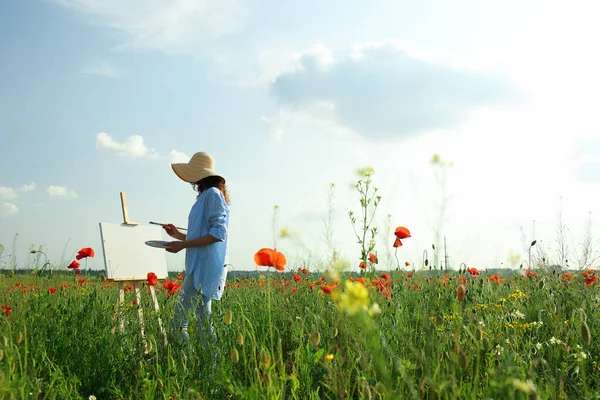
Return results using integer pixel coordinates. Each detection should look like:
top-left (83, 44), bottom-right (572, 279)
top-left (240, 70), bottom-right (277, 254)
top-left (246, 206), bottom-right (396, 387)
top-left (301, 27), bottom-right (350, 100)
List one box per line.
top-left (0, 266), bottom-right (598, 399)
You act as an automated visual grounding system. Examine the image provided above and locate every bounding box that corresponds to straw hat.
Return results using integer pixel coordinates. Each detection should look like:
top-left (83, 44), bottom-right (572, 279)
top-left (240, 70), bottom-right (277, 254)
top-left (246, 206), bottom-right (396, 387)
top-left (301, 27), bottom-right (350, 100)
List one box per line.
top-left (171, 152), bottom-right (225, 183)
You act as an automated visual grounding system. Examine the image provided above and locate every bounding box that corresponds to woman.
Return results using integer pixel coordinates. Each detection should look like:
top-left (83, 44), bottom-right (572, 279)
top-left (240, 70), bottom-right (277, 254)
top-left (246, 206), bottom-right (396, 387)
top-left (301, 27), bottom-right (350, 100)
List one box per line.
top-left (163, 151), bottom-right (230, 350)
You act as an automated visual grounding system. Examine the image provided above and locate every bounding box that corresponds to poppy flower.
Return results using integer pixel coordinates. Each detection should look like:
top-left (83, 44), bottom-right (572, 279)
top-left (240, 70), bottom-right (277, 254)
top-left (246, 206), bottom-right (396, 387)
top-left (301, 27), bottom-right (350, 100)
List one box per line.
top-left (163, 280), bottom-right (182, 296)
top-left (405, 261), bottom-right (410, 266)
top-left (467, 267), bottom-right (479, 276)
top-left (359, 262), bottom-right (366, 269)
top-left (393, 238), bottom-right (403, 248)
top-left (292, 274), bottom-right (301, 282)
top-left (380, 273), bottom-right (391, 281)
top-left (369, 253), bottom-right (378, 264)
top-left (254, 248), bottom-right (287, 271)
top-left (147, 272), bottom-right (158, 286)
top-left (48, 287), bottom-right (56, 294)
top-left (77, 278), bottom-right (87, 285)
top-left (2, 305), bottom-right (12, 316)
top-left (585, 275), bottom-right (598, 286)
top-left (75, 269), bottom-right (82, 275)
top-left (394, 226), bottom-right (411, 239)
top-left (177, 272), bottom-right (184, 281)
top-left (67, 260), bottom-right (80, 269)
top-left (75, 247), bottom-right (95, 260)
top-left (292, 288), bottom-right (297, 294)
top-left (356, 277), bottom-right (365, 285)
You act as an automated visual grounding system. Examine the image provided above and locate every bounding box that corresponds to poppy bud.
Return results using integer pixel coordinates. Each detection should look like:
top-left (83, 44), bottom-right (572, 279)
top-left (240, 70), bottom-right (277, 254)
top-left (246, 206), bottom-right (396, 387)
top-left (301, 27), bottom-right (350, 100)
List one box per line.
top-left (224, 310), bottom-right (233, 325)
top-left (538, 280), bottom-right (545, 290)
top-left (476, 328), bottom-right (483, 341)
top-left (581, 321), bottom-right (591, 345)
top-left (457, 284), bottom-right (466, 303)
top-left (310, 332), bottom-right (321, 347)
top-left (145, 340), bottom-right (152, 354)
top-left (459, 352), bottom-right (468, 370)
top-left (451, 338), bottom-right (461, 354)
top-left (158, 379), bottom-right (164, 390)
top-left (237, 333), bottom-right (244, 346)
top-left (16, 332), bottom-right (23, 344)
top-left (230, 348), bottom-right (239, 363)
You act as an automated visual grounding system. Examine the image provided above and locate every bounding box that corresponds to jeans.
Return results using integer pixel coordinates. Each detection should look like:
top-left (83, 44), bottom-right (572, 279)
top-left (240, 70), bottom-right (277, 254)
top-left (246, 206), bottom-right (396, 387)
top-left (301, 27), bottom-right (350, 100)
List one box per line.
top-left (172, 273), bottom-right (215, 351)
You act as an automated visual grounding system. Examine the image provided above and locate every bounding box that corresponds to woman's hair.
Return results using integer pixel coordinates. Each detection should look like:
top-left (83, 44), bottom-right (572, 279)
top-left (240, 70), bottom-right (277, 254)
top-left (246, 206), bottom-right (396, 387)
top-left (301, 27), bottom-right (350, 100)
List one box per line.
top-left (192, 175), bottom-right (230, 205)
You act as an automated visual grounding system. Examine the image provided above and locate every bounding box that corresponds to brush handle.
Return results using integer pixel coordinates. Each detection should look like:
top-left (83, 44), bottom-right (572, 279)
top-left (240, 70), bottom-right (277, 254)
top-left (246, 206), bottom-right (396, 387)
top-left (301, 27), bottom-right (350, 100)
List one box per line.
top-left (149, 221), bottom-right (188, 231)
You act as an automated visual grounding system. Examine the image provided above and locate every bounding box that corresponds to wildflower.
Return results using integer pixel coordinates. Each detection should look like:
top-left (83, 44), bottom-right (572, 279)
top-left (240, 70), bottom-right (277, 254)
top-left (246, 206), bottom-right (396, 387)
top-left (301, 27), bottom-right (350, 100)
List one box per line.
top-left (466, 267), bottom-right (479, 276)
top-left (324, 354), bottom-right (334, 361)
top-left (524, 269), bottom-right (537, 278)
top-left (67, 260), bottom-right (80, 269)
top-left (309, 284), bottom-right (315, 290)
top-left (333, 280), bottom-right (370, 315)
top-left (359, 262), bottom-right (366, 269)
top-left (292, 287), bottom-right (297, 294)
top-left (2, 305), bottom-right (12, 316)
top-left (89, 396), bottom-right (97, 400)
top-left (177, 272), bottom-right (184, 281)
top-left (394, 226), bottom-right (411, 239)
top-left (254, 248), bottom-right (287, 271)
top-left (356, 277), bottom-right (365, 285)
top-left (536, 342), bottom-right (543, 350)
top-left (585, 275), bottom-right (598, 286)
top-left (48, 287), bottom-right (56, 294)
top-left (368, 253), bottom-right (378, 264)
top-left (405, 261), bottom-right (410, 267)
top-left (146, 272), bottom-right (158, 286)
top-left (77, 278), bottom-right (87, 285)
top-left (488, 274), bottom-right (502, 284)
top-left (407, 272), bottom-right (413, 278)
top-left (368, 303), bottom-right (382, 317)
top-left (75, 269), bottom-right (82, 275)
top-left (322, 284), bottom-right (336, 294)
top-left (292, 274), bottom-right (301, 282)
top-left (380, 273), bottom-right (391, 281)
top-left (163, 280), bottom-right (182, 296)
top-left (75, 247), bottom-right (95, 260)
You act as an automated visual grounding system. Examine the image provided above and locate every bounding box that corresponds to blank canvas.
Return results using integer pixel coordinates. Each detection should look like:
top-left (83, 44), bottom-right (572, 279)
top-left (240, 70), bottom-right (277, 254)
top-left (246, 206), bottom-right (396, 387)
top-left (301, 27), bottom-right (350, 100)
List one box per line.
top-left (99, 223), bottom-right (169, 280)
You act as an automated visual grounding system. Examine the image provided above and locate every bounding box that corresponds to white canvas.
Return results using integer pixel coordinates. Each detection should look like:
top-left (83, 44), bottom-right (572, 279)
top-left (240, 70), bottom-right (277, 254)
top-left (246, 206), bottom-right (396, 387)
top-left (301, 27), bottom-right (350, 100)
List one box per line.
top-left (99, 223), bottom-right (169, 280)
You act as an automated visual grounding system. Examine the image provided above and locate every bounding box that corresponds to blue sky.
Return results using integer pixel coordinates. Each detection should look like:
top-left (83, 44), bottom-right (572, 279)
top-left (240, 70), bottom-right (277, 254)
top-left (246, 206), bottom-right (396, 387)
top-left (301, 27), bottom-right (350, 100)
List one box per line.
top-left (1, 0), bottom-right (599, 272)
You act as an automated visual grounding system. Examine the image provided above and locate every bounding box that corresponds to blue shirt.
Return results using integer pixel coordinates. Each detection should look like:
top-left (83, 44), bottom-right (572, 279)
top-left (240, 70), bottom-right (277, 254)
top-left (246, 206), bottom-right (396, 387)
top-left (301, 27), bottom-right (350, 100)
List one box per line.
top-left (185, 187), bottom-right (230, 300)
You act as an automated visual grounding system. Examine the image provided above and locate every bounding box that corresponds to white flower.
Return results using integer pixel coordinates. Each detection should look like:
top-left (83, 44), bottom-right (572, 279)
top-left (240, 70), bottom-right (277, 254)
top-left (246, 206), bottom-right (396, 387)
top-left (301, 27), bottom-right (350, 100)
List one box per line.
top-left (510, 310), bottom-right (525, 319)
top-left (505, 339), bottom-right (511, 345)
top-left (478, 321), bottom-right (485, 327)
top-left (89, 396), bottom-right (97, 400)
top-left (536, 342), bottom-right (542, 350)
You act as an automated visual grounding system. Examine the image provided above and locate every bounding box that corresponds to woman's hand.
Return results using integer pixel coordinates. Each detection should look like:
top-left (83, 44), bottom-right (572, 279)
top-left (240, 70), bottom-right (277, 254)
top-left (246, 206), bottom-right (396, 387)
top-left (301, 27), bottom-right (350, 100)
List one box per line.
top-left (165, 241), bottom-right (186, 253)
top-left (163, 223), bottom-right (185, 240)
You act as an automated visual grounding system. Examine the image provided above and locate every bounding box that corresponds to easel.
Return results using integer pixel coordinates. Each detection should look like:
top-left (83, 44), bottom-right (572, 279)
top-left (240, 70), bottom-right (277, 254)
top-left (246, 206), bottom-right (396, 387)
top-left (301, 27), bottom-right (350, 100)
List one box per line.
top-left (110, 192), bottom-right (168, 350)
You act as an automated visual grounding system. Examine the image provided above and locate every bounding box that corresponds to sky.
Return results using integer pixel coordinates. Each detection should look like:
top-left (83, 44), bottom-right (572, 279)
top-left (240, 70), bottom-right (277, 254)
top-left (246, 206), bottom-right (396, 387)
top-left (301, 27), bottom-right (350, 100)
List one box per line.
top-left (1, 0), bottom-right (599, 273)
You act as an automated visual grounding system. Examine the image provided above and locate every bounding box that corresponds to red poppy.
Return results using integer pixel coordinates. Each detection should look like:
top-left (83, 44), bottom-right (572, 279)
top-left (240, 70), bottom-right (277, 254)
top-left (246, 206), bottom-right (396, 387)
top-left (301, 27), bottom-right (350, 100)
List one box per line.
top-left (407, 272), bottom-right (413, 278)
top-left (254, 248), bottom-right (287, 271)
top-left (488, 274), bottom-right (502, 284)
top-left (147, 272), bottom-right (158, 286)
top-left (585, 275), bottom-right (598, 287)
top-left (75, 269), bottom-right (82, 275)
top-left (394, 226), bottom-right (411, 239)
top-left (405, 261), bottom-right (410, 266)
top-left (77, 278), bottom-right (87, 285)
top-left (48, 287), bottom-right (56, 294)
top-left (467, 267), bottom-right (479, 276)
top-left (393, 238), bottom-right (403, 248)
top-left (524, 269), bottom-right (537, 278)
top-left (292, 274), bottom-right (301, 282)
top-left (292, 288), bottom-right (297, 294)
top-left (359, 262), bottom-right (367, 269)
top-left (75, 247), bottom-right (95, 260)
top-left (309, 284), bottom-right (315, 290)
top-left (67, 260), bottom-right (80, 269)
top-left (2, 305), bottom-right (12, 316)
top-left (163, 280), bottom-right (182, 296)
top-left (380, 273), bottom-right (391, 281)
top-left (356, 277), bottom-right (365, 285)
top-left (177, 272), bottom-right (184, 281)
top-left (369, 253), bottom-right (378, 264)
top-left (322, 284), bottom-right (336, 294)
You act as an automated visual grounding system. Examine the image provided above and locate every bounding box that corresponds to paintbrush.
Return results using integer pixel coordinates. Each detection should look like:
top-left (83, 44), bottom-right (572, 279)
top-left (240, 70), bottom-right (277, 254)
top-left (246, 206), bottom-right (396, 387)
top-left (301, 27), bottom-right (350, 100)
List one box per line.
top-left (149, 221), bottom-right (188, 231)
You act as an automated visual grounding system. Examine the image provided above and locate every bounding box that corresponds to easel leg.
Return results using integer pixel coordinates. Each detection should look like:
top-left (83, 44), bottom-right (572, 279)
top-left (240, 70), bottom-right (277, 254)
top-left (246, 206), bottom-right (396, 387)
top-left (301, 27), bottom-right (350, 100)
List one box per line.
top-left (134, 281), bottom-right (148, 352)
top-left (149, 286), bottom-right (168, 346)
top-left (112, 282), bottom-right (125, 334)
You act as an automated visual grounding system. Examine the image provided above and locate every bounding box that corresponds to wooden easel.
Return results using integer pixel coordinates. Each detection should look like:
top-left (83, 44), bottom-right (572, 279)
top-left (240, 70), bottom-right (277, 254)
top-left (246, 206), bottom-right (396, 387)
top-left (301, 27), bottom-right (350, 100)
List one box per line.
top-left (111, 192), bottom-right (168, 350)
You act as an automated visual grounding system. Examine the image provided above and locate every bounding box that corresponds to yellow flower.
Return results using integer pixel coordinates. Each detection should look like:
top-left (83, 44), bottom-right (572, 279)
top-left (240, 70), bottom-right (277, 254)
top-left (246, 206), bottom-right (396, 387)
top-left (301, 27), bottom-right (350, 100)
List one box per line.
top-left (333, 280), bottom-right (370, 315)
top-left (325, 354), bottom-right (334, 361)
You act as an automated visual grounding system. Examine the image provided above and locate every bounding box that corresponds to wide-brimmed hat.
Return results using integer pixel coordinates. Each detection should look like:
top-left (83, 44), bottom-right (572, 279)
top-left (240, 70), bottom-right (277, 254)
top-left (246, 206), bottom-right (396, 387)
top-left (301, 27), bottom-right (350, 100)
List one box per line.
top-left (171, 152), bottom-right (225, 183)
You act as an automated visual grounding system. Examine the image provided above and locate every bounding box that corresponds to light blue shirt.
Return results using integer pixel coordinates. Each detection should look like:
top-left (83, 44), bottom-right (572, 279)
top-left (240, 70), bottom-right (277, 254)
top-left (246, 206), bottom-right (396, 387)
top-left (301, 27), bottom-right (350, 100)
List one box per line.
top-left (185, 187), bottom-right (229, 300)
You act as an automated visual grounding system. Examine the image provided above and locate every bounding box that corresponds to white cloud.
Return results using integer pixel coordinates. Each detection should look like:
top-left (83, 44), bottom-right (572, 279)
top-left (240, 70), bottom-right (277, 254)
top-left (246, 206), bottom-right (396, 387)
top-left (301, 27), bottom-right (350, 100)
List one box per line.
top-left (0, 203), bottom-right (19, 217)
top-left (96, 132), bottom-right (159, 158)
top-left (47, 186), bottom-right (78, 199)
top-left (0, 186), bottom-right (17, 200)
top-left (81, 62), bottom-right (125, 78)
top-left (269, 42), bottom-right (516, 140)
top-left (169, 150), bottom-right (190, 164)
top-left (50, 0), bottom-right (248, 54)
top-left (18, 182), bottom-right (36, 192)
